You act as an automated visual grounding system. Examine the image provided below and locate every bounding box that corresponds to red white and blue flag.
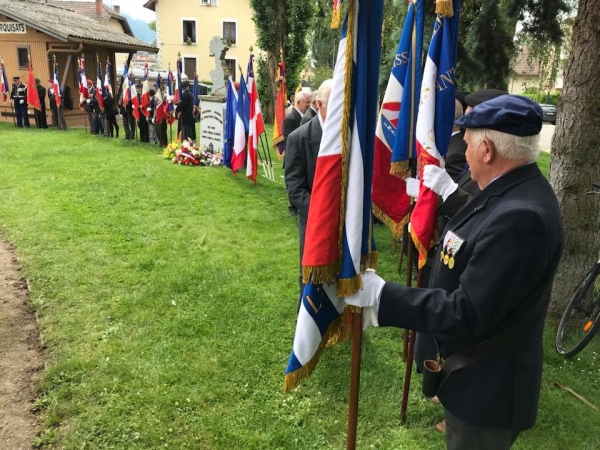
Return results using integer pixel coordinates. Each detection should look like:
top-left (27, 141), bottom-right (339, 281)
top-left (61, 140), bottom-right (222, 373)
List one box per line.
top-left (285, 0), bottom-right (384, 391)
top-left (231, 71), bottom-right (249, 174)
top-left (0, 57), bottom-right (9, 104)
top-left (175, 58), bottom-right (183, 104)
top-left (372, 0), bottom-right (424, 238)
top-left (246, 55), bottom-right (265, 184)
top-left (130, 73), bottom-right (140, 121)
top-left (411, 0), bottom-right (461, 268)
top-left (154, 74), bottom-right (166, 125)
top-left (163, 70), bottom-right (176, 125)
top-left (122, 64), bottom-right (131, 106)
top-left (104, 61), bottom-right (112, 96)
top-left (141, 63), bottom-right (151, 118)
top-left (78, 56), bottom-right (88, 108)
top-left (52, 61), bottom-right (61, 108)
top-left (96, 61), bottom-right (105, 111)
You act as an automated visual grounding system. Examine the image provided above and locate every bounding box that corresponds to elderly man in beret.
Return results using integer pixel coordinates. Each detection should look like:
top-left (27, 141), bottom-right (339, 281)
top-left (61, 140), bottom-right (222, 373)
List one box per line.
top-left (346, 95), bottom-right (564, 449)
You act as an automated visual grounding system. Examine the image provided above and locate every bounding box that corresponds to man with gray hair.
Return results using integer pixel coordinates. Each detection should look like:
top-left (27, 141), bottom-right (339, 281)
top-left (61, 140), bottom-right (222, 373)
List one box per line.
top-left (345, 95), bottom-right (564, 449)
top-left (300, 89), bottom-right (319, 126)
top-left (285, 79), bottom-right (333, 308)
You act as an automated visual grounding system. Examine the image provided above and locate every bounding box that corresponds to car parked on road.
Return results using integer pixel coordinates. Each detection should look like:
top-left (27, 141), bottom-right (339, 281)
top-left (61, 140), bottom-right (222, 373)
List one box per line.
top-left (540, 104), bottom-right (557, 125)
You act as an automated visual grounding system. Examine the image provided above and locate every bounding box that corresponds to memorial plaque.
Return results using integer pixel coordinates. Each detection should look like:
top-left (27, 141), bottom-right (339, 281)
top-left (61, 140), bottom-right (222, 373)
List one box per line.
top-left (199, 96), bottom-right (225, 152)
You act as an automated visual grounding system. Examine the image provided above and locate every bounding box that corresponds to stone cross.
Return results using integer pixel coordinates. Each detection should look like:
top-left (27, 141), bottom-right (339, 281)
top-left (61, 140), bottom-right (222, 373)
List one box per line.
top-left (209, 36), bottom-right (230, 95)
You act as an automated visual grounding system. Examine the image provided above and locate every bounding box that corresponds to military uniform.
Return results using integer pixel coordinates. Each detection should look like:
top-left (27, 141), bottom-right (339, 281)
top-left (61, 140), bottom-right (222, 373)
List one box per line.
top-left (47, 82), bottom-right (67, 131)
top-left (10, 79), bottom-right (29, 128)
top-left (175, 85), bottom-right (195, 141)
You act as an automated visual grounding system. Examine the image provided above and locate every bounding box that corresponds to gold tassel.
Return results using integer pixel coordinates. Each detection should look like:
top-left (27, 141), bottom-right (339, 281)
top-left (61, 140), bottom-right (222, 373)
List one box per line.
top-left (331, 8), bottom-right (342, 29)
top-left (284, 306), bottom-right (354, 392)
top-left (337, 275), bottom-right (362, 298)
top-left (302, 262), bottom-right (340, 285)
top-left (389, 161), bottom-right (411, 180)
top-left (435, 0), bottom-right (454, 18)
top-left (410, 226), bottom-right (429, 269)
top-left (372, 205), bottom-right (410, 240)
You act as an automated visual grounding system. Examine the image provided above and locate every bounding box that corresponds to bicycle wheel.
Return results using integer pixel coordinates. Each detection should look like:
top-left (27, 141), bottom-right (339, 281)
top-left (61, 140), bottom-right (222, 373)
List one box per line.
top-left (556, 263), bottom-right (600, 357)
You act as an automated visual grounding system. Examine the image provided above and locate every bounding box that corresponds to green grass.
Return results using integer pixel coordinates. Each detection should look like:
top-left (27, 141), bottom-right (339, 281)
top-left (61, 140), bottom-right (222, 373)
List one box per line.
top-left (537, 152), bottom-right (550, 178)
top-left (0, 123), bottom-right (598, 449)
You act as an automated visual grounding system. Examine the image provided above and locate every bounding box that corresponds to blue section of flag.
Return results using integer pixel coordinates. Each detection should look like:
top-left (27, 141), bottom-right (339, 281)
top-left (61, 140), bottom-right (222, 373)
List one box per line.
top-left (223, 78), bottom-right (237, 169)
top-left (431, 1), bottom-right (461, 158)
top-left (237, 74), bottom-right (249, 133)
top-left (177, 58), bottom-right (183, 101)
top-left (193, 75), bottom-right (200, 107)
top-left (391, 0), bottom-right (425, 164)
top-left (97, 63), bottom-right (105, 98)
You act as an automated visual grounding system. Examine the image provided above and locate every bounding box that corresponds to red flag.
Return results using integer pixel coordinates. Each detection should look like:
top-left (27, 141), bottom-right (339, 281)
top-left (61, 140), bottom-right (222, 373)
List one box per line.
top-left (246, 75), bottom-right (259, 185)
top-left (26, 64), bottom-right (41, 111)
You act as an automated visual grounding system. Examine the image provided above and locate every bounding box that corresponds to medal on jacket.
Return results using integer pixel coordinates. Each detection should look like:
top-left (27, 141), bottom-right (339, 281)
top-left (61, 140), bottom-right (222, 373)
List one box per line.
top-left (442, 230), bottom-right (465, 269)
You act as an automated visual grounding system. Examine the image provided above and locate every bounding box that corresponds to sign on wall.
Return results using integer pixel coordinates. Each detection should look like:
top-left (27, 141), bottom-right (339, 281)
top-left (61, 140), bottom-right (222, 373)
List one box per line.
top-left (0, 22), bottom-right (26, 34)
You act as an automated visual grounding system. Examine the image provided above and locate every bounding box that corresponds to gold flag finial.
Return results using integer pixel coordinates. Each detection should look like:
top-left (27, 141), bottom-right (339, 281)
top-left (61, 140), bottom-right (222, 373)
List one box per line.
top-left (53, 53), bottom-right (57, 63)
top-left (249, 45), bottom-right (254, 53)
top-left (279, 47), bottom-right (283, 61)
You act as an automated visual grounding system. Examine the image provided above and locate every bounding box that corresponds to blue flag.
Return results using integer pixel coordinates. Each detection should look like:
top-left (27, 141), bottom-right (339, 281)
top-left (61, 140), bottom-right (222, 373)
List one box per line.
top-left (193, 74), bottom-right (200, 107)
top-left (237, 72), bottom-right (250, 132)
top-left (223, 77), bottom-right (238, 169)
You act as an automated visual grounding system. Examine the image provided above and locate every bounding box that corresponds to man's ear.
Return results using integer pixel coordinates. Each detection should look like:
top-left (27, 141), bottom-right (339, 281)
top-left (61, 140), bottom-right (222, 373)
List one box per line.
top-left (482, 137), bottom-right (496, 164)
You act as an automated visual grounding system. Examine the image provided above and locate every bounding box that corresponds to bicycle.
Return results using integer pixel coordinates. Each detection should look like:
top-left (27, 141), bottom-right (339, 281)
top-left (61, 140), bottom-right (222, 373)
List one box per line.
top-left (555, 181), bottom-right (600, 357)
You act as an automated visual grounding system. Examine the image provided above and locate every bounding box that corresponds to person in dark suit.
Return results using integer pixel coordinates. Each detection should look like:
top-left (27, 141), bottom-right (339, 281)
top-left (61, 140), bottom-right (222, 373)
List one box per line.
top-left (285, 80), bottom-right (332, 308)
top-left (444, 100), bottom-right (467, 181)
top-left (47, 79), bottom-right (68, 131)
top-left (283, 90), bottom-right (311, 216)
top-left (176, 80), bottom-right (195, 141)
top-left (34, 79), bottom-right (48, 129)
top-left (10, 76), bottom-right (29, 128)
top-left (104, 93), bottom-right (119, 138)
top-left (346, 95), bottom-right (564, 450)
top-left (300, 90), bottom-right (318, 126)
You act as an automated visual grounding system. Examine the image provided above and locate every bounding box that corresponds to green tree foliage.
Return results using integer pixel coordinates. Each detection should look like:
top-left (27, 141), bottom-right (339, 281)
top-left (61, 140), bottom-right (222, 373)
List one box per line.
top-left (250, 0), bottom-right (315, 121)
top-left (148, 20), bottom-right (156, 32)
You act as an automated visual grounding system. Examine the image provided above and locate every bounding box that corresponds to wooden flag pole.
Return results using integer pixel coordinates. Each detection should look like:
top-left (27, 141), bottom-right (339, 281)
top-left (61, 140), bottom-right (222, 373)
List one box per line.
top-left (347, 308), bottom-right (363, 450)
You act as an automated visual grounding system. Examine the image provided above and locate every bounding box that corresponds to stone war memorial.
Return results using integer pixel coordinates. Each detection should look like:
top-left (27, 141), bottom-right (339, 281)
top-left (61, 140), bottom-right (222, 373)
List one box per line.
top-left (198, 36), bottom-right (229, 153)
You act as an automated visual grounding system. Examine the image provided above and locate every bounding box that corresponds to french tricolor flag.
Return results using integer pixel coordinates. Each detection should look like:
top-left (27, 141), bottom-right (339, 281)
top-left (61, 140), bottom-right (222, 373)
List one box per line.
top-left (0, 57), bottom-right (8, 104)
top-left (52, 62), bottom-right (61, 108)
top-left (104, 61), bottom-right (112, 96)
top-left (411, 0), bottom-right (461, 268)
top-left (96, 62), bottom-right (105, 111)
top-left (285, 0), bottom-right (384, 391)
top-left (246, 55), bottom-right (265, 184)
top-left (372, 0), bottom-right (424, 239)
top-left (141, 63), bottom-right (151, 118)
top-left (122, 64), bottom-right (131, 106)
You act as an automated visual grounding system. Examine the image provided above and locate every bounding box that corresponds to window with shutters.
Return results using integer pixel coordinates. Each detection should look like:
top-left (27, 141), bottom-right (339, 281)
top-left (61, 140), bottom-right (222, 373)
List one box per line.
top-left (225, 59), bottom-right (236, 81)
top-left (17, 47), bottom-right (29, 70)
top-left (223, 21), bottom-right (237, 46)
top-left (200, 0), bottom-right (218, 5)
top-left (182, 19), bottom-right (197, 44)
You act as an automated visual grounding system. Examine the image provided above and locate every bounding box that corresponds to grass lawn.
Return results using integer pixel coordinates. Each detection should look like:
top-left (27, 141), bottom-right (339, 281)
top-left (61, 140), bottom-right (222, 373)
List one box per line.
top-left (0, 123), bottom-right (598, 449)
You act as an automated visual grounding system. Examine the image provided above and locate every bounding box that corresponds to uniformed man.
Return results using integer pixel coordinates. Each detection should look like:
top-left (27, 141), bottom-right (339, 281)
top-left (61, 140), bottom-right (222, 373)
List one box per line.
top-left (148, 89), bottom-right (158, 145)
top-left (346, 95), bottom-right (564, 450)
top-left (104, 91), bottom-right (118, 138)
top-left (10, 76), bottom-right (29, 128)
top-left (175, 79), bottom-right (195, 140)
top-left (47, 79), bottom-right (67, 131)
top-left (34, 78), bottom-right (48, 129)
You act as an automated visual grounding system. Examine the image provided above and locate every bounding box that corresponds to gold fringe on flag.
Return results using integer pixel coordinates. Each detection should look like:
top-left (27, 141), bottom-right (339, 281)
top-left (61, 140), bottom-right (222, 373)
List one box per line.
top-left (302, 262), bottom-right (340, 285)
top-left (360, 250), bottom-right (379, 272)
top-left (284, 305), bottom-right (354, 392)
top-left (372, 205), bottom-right (410, 240)
top-left (389, 160), bottom-right (411, 180)
top-left (337, 275), bottom-right (363, 298)
top-left (331, 7), bottom-right (342, 29)
top-left (435, 0), bottom-right (454, 18)
top-left (410, 226), bottom-right (429, 269)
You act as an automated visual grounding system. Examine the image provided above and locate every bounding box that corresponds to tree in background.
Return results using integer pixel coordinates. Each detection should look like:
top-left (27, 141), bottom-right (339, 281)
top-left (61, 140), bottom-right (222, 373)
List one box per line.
top-left (306, 0), bottom-right (338, 89)
top-left (251, 0), bottom-right (314, 122)
top-left (549, 0), bottom-right (600, 314)
top-left (148, 20), bottom-right (157, 48)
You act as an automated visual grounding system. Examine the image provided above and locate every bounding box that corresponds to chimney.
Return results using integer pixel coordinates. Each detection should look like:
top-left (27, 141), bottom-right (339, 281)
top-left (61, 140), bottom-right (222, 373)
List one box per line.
top-left (114, 5), bottom-right (120, 13)
top-left (96, 0), bottom-right (103, 16)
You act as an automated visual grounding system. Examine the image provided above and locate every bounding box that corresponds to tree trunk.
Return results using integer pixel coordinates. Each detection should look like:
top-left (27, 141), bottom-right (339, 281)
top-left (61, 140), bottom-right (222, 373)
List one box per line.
top-left (548, 0), bottom-right (600, 316)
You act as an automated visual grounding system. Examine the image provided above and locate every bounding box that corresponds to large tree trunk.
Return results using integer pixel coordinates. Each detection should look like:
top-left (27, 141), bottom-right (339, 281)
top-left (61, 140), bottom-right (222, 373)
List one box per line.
top-left (549, 0), bottom-right (600, 316)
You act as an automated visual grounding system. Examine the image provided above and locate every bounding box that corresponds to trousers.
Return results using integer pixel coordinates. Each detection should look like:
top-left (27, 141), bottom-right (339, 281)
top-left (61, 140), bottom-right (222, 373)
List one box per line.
top-left (50, 106), bottom-right (68, 130)
top-left (445, 409), bottom-right (520, 450)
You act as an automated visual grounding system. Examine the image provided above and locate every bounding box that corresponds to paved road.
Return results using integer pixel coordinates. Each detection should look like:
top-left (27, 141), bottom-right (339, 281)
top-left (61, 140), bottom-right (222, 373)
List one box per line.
top-left (540, 124), bottom-right (555, 153)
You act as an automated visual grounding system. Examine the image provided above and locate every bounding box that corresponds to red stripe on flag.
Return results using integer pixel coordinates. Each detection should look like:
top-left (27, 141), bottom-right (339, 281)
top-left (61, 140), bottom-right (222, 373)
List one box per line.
top-left (410, 141), bottom-right (441, 268)
top-left (371, 137), bottom-right (411, 237)
top-left (302, 154), bottom-right (343, 268)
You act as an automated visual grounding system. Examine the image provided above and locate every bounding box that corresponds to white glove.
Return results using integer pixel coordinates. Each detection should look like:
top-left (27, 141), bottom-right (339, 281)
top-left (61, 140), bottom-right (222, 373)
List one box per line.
top-left (19, 99), bottom-right (24, 104)
top-left (344, 269), bottom-right (385, 330)
top-left (406, 177), bottom-right (420, 199)
top-left (86, 99), bottom-right (91, 104)
top-left (422, 165), bottom-right (458, 201)
top-left (151, 119), bottom-right (155, 124)
top-left (167, 95), bottom-right (174, 102)
top-left (147, 107), bottom-right (152, 112)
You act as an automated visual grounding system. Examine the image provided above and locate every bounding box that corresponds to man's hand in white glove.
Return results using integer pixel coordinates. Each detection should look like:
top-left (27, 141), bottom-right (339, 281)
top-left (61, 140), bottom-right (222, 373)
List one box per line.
top-left (19, 99), bottom-right (24, 104)
top-left (345, 269), bottom-right (385, 329)
top-left (406, 177), bottom-right (420, 199)
top-left (422, 165), bottom-right (458, 202)
top-left (147, 107), bottom-right (152, 112)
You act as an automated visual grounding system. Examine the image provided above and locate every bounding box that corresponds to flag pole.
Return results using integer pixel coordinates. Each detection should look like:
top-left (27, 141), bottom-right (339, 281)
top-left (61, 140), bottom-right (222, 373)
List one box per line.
top-left (347, 308), bottom-right (363, 450)
top-left (1, 54), bottom-right (16, 127)
top-left (400, 0), bottom-right (423, 411)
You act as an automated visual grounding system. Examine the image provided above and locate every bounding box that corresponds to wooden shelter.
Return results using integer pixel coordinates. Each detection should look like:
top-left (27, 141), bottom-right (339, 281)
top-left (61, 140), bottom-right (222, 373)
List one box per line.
top-left (0, 0), bottom-right (158, 127)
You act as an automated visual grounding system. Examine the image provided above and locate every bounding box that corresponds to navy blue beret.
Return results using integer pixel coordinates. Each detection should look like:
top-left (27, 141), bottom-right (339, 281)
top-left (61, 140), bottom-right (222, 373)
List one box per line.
top-left (455, 95), bottom-right (543, 137)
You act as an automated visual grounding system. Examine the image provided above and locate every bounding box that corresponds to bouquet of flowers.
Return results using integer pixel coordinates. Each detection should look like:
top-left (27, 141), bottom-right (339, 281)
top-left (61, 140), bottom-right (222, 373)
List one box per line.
top-left (162, 139), bottom-right (225, 167)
